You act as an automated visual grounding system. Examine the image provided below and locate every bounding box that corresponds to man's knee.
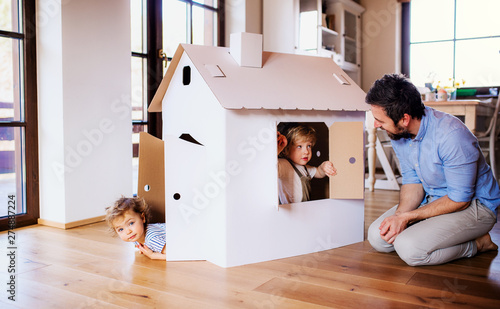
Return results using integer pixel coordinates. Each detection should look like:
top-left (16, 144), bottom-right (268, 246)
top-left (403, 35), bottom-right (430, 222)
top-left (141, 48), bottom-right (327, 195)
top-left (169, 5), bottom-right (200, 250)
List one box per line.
top-left (367, 221), bottom-right (394, 253)
top-left (393, 237), bottom-right (427, 266)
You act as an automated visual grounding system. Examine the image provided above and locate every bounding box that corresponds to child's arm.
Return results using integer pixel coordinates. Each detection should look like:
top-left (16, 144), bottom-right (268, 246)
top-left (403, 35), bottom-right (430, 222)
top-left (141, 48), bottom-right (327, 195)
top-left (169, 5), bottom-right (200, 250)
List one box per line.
top-left (315, 161), bottom-right (337, 178)
top-left (136, 243), bottom-right (166, 260)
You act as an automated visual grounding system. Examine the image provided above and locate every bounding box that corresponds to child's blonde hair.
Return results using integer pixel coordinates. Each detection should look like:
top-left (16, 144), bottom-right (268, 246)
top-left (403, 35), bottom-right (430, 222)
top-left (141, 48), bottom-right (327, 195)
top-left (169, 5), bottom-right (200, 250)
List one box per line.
top-left (280, 125), bottom-right (317, 158)
top-left (105, 196), bottom-right (150, 233)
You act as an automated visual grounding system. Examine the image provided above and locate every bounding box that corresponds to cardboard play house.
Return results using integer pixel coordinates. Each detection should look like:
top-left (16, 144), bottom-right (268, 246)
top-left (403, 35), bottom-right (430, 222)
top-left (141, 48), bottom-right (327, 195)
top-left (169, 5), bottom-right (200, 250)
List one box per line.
top-left (143, 33), bottom-right (369, 267)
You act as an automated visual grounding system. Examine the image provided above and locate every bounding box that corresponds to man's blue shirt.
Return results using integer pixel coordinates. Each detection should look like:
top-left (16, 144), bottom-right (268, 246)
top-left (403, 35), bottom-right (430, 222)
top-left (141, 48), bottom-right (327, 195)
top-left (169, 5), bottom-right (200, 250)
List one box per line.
top-left (391, 106), bottom-right (500, 216)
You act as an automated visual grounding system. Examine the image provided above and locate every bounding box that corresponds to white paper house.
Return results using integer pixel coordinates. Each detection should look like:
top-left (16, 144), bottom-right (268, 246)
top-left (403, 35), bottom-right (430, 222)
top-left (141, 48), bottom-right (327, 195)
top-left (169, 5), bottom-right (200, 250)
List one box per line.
top-left (146, 34), bottom-right (369, 267)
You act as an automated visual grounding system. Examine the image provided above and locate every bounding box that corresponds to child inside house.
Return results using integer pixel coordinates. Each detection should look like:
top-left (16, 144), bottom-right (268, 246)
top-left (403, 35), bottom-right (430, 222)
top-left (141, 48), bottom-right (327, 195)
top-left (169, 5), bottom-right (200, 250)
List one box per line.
top-left (277, 124), bottom-right (337, 204)
top-left (105, 196), bottom-right (166, 260)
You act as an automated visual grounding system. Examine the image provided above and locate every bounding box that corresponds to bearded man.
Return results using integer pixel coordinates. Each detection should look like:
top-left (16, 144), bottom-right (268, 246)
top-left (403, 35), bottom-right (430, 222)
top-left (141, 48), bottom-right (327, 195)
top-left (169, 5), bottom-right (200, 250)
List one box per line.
top-left (366, 73), bottom-right (499, 266)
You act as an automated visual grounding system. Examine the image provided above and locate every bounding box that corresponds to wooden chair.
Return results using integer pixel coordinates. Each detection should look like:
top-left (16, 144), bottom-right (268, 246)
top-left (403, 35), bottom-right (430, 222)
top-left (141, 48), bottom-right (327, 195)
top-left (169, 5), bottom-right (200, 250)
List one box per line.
top-left (365, 111), bottom-right (401, 191)
top-left (475, 96), bottom-right (500, 179)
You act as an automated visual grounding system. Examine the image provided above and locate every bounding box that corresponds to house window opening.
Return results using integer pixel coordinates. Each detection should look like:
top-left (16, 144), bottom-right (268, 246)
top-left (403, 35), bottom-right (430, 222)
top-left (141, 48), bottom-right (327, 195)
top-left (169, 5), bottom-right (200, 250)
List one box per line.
top-left (183, 65), bottom-right (191, 85)
top-left (277, 122), bottom-right (330, 205)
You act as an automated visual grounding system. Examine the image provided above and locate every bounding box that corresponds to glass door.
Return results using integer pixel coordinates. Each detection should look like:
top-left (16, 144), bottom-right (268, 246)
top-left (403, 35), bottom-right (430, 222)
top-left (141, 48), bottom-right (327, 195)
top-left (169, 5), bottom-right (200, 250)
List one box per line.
top-left (343, 10), bottom-right (357, 65)
top-left (0, 0), bottom-right (38, 230)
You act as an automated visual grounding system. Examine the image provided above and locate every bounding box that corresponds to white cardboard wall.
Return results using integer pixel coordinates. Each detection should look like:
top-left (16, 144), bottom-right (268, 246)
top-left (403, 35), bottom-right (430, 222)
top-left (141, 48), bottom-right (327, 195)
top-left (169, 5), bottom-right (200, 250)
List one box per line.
top-left (224, 110), bottom-right (364, 267)
top-left (162, 53), bottom-right (229, 266)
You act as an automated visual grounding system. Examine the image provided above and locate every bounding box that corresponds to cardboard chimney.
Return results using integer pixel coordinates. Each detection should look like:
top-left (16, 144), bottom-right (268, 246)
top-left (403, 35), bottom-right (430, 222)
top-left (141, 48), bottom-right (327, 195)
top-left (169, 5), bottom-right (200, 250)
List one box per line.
top-left (141, 33), bottom-right (369, 267)
top-left (230, 32), bottom-right (263, 68)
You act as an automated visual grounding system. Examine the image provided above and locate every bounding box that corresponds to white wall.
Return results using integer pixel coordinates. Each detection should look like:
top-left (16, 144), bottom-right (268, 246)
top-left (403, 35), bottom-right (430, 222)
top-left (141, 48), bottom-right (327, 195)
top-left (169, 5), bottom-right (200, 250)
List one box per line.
top-left (37, 0), bottom-right (132, 225)
top-left (225, 0), bottom-right (263, 46)
top-left (360, 0), bottom-right (401, 91)
top-left (262, 0), bottom-right (297, 53)
top-left (245, 0), bottom-right (263, 34)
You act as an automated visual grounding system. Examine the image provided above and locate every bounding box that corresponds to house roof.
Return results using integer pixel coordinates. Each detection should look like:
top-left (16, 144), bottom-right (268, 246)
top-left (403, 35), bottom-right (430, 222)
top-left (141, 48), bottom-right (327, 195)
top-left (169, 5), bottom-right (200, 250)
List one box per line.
top-left (148, 44), bottom-right (369, 112)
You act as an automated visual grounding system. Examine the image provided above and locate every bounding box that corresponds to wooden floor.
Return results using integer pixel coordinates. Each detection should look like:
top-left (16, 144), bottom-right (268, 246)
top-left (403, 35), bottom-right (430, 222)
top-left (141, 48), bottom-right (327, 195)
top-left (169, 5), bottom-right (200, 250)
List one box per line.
top-left (1, 189), bottom-right (499, 308)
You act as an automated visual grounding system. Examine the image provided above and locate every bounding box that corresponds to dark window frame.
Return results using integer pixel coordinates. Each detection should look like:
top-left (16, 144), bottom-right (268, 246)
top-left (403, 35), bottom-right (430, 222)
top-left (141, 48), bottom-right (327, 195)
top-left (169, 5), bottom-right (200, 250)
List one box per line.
top-left (0, 0), bottom-right (39, 230)
top-left (401, 2), bottom-right (410, 77)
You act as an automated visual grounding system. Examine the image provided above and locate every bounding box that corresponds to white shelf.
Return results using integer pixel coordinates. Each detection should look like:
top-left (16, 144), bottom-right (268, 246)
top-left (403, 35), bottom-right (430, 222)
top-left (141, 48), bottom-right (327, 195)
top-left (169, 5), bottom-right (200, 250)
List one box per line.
top-left (342, 61), bottom-right (358, 72)
top-left (319, 26), bottom-right (338, 37)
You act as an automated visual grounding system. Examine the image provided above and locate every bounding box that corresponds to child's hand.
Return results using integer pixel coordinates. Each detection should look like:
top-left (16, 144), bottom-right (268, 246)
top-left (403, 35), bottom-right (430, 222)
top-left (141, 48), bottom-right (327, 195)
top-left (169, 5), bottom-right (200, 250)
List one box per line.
top-left (320, 161), bottom-right (337, 177)
top-left (136, 243), bottom-right (167, 260)
top-left (136, 242), bottom-right (154, 258)
top-left (277, 132), bottom-right (288, 154)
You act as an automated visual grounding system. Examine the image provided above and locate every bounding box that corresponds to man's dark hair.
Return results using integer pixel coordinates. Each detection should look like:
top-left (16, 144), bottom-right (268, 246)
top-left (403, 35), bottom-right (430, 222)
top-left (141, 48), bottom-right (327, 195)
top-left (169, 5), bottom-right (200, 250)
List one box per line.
top-left (365, 73), bottom-right (425, 125)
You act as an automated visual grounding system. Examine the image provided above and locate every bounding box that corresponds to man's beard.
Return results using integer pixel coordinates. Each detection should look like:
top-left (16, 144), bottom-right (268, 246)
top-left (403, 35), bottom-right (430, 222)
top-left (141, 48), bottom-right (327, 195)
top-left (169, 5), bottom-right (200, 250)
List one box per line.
top-left (387, 125), bottom-right (413, 140)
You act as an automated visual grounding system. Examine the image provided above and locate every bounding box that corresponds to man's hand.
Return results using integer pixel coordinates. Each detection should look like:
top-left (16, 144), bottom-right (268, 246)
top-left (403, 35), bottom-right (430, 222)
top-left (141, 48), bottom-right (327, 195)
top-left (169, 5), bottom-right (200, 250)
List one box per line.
top-left (378, 183), bottom-right (424, 244)
top-left (379, 213), bottom-right (410, 244)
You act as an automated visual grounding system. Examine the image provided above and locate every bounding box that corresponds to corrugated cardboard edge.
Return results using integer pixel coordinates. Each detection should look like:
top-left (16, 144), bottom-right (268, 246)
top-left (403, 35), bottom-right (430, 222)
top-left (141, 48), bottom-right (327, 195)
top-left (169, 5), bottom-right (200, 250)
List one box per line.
top-left (137, 132), bottom-right (165, 223)
top-left (148, 44), bottom-right (185, 112)
top-left (329, 122), bottom-right (364, 199)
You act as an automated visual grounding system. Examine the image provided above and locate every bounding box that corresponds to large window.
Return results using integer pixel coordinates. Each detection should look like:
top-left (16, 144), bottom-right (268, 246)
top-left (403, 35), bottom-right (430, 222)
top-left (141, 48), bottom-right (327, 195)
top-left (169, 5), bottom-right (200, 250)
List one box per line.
top-left (0, 0), bottom-right (38, 230)
top-left (163, 0), bottom-right (219, 61)
top-left (130, 0), bottom-right (223, 195)
top-left (405, 0), bottom-right (500, 89)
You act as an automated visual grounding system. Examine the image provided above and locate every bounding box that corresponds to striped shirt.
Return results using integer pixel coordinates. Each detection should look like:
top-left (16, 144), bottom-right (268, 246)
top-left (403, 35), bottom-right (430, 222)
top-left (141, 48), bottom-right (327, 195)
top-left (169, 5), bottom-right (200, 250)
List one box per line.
top-left (136, 223), bottom-right (166, 253)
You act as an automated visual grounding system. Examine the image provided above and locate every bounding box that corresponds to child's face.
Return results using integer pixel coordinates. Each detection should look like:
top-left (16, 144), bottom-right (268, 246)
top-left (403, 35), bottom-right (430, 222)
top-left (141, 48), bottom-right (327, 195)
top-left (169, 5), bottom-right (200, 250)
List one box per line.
top-left (112, 209), bottom-right (146, 244)
top-left (288, 138), bottom-right (313, 166)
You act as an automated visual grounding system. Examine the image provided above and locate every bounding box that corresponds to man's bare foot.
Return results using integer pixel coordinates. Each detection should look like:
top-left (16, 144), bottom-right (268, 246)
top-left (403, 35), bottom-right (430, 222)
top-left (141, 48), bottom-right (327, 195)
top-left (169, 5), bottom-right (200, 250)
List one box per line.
top-left (475, 233), bottom-right (498, 253)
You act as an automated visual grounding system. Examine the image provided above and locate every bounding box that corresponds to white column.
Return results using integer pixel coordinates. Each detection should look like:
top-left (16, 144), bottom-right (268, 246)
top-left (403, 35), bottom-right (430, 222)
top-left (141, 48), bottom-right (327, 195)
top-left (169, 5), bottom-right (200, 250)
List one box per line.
top-left (37, 0), bottom-right (132, 226)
